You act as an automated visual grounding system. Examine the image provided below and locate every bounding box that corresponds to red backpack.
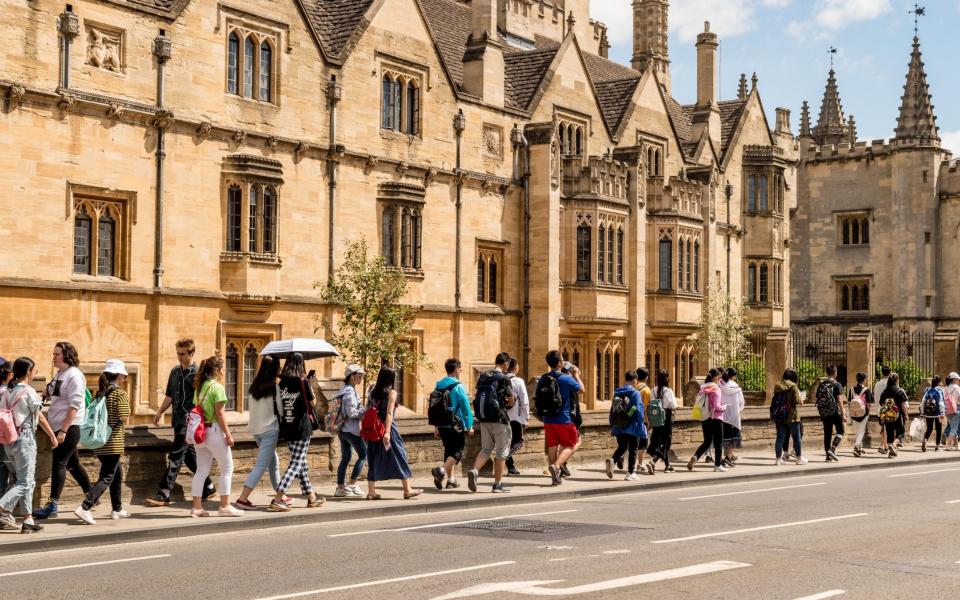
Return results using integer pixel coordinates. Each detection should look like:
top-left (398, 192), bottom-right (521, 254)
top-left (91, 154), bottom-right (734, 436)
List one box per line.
top-left (360, 401), bottom-right (386, 442)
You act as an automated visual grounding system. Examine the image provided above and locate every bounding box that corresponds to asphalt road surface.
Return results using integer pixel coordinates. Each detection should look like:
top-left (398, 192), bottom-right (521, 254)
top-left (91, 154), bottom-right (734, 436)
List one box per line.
top-left (3, 461), bottom-right (959, 599)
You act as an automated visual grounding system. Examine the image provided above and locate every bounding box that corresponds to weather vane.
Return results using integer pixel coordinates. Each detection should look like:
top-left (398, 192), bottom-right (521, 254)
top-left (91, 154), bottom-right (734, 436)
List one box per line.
top-left (828, 46), bottom-right (837, 69)
top-left (910, 3), bottom-right (926, 37)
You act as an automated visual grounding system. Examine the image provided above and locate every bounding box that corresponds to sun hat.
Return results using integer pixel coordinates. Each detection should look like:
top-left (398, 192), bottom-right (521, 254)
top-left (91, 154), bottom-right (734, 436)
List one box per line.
top-left (344, 364), bottom-right (365, 379)
top-left (104, 359), bottom-right (129, 376)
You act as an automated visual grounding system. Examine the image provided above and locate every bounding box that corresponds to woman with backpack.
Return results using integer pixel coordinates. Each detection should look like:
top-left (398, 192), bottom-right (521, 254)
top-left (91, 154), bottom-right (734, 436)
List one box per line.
top-left (848, 372), bottom-right (874, 457)
top-left (720, 368), bottom-right (745, 468)
top-left (943, 373), bottom-right (960, 450)
top-left (605, 371), bottom-right (649, 480)
top-left (921, 375), bottom-right (946, 452)
top-left (687, 369), bottom-right (727, 472)
top-left (73, 360), bottom-right (131, 525)
top-left (879, 373), bottom-right (909, 458)
top-left (646, 369), bottom-right (676, 473)
top-left (234, 356), bottom-right (287, 510)
top-left (772, 368), bottom-right (808, 465)
top-left (0, 357), bottom-right (58, 533)
top-left (365, 366), bottom-right (421, 500)
top-left (269, 353), bottom-right (325, 512)
top-left (189, 355), bottom-right (243, 517)
top-left (333, 364), bottom-right (367, 498)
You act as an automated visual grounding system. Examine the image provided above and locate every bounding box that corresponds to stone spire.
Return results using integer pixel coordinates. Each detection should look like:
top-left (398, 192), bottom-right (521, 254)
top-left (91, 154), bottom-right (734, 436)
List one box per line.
top-left (737, 74), bottom-right (748, 100)
top-left (812, 68), bottom-right (848, 146)
top-left (894, 36), bottom-right (939, 146)
top-left (799, 100), bottom-right (811, 138)
top-left (847, 114), bottom-right (857, 146)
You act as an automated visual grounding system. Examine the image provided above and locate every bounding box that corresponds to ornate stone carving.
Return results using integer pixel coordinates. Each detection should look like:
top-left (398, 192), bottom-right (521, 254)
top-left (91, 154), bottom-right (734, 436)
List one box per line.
top-left (481, 179), bottom-right (494, 195)
top-left (454, 170), bottom-right (466, 185)
top-left (7, 83), bottom-right (25, 107)
top-left (550, 139), bottom-right (560, 189)
top-left (396, 161), bottom-right (409, 175)
top-left (232, 129), bottom-right (247, 144)
top-left (86, 25), bottom-right (123, 73)
top-left (151, 109), bottom-right (174, 128)
top-left (294, 142), bottom-right (308, 161)
top-left (266, 136), bottom-right (279, 149)
top-left (57, 91), bottom-right (77, 112)
top-left (196, 121), bottom-right (212, 138)
top-left (424, 168), bottom-right (437, 186)
top-left (482, 124), bottom-right (503, 159)
top-left (328, 144), bottom-right (346, 162)
top-left (364, 155), bottom-right (379, 174)
top-left (106, 102), bottom-right (123, 119)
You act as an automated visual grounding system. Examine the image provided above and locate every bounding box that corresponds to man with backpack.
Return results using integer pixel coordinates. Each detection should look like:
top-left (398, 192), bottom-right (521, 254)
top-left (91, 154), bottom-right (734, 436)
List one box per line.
top-left (606, 371), bottom-right (649, 480)
top-left (536, 350), bottom-right (584, 486)
top-left (874, 366), bottom-right (891, 454)
top-left (848, 372), bottom-right (874, 457)
top-left (815, 365), bottom-right (845, 462)
top-left (467, 353), bottom-right (515, 493)
top-left (920, 375), bottom-right (946, 452)
top-left (504, 358), bottom-right (529, 476)
top-left (430, 359), bottom-right (474, 491)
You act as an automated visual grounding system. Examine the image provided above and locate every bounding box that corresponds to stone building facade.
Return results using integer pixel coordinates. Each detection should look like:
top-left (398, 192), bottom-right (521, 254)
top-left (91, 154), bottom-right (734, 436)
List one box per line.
top-left (792, 33), bottom-right (960, 336)
top-left (0, 0), bottom-right (794, 423)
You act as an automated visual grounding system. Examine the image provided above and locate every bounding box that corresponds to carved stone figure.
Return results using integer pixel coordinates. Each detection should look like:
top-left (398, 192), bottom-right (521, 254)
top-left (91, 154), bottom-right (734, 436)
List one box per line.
top-left (86, 27), bottom-right (122, 72)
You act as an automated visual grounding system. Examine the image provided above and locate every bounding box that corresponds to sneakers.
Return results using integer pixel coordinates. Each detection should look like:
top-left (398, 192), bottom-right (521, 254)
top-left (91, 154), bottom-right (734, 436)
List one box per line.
top-left (445, 479), bottom-right (460, 489)
top-left (878, 447), bottom-right (888, 454)
top-left (646, 461), bottom-right (656, 474)
top-left (431, 467), bottom-right (446, 490)
top-left (559, 464), bottom-right (571, 478)
top-left (20, 521), bottom-right (43, 534)
top-left (704, 454), bottom-right (713, 464)
top-left (936, 446), bottom-right (944, 452)
top-left (268, 499), bottom-right (291, 512)
top-left (797, 456), bottom-right (808, 465)
top-left (722, 458), bottom-right (736, 468)
top-left (235, 498), bottom-right (257, 508)
top-left (614, 458), bottom-right (624, 470)
top-left (74, 506), bottom-right (96, 525)
top-left (345, 485), bottom-right (363, 497)
top-left (334, 487), bottom-right (350, 498)
top-left (33, 501), bottom-right (58, 520)
top-left (548, 465), bottom-right (561, 486)
top-left (491, 482), bottom-right (511, 493)
top-left (922, 440), bottom-right (927, 452)
top-left (664, 465), bottom-right (675, 472)
top-left (201, 486), bottom-right (218, 501)
top-left (625, 472), bottom-right (640, 481)
top-left (218, 505), bottom-right (244, 517)
top-left (467, 469), bottom-right (479, 493)
top-left (644, 463), bottom-right (655, 476)
top-left (306, 496), bottom-right (326, 508)
top-left (189, 508), bottom-right (209, 518)
top-left (0, 512), bottom-right (16, 529)
top-left (775, 458), bottom-right (784, 466)
top-left (713, 465), bottom-right (726, 473)
top-left (507, 467), bottom-right (521, 476)
top-left (826, 450), bottom-right (839, 462)
top-left (686, 456), bottom-right (697, 471)
top-left (853, 445), bottom-right (862, 457)
top-left (605, 458), bottom-right (614, 480)
top-left (888, 447), bottom-right (898, 458)
top-left (110, 509), bottom-right (130, 520)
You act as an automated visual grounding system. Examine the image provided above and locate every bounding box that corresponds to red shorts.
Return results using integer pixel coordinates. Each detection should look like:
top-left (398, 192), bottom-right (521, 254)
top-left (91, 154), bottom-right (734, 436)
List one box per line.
top-left (544, 423), bottom-right (580, 448)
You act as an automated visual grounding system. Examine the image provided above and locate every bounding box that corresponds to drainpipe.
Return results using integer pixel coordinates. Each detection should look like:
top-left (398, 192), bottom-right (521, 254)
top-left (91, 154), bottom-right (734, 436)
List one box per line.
top-left (326, 76), bottom-right (342, 284)
top-left (511, 125), bottom-right (531, 379)
top-left (725, 181), bottom-right (733, 294)
top-left (453, 110), bottom-right (466, 358)
top-left (57, 5), bottom-right (79, 89)
top-left (152, 30), bottom-right (172, 289)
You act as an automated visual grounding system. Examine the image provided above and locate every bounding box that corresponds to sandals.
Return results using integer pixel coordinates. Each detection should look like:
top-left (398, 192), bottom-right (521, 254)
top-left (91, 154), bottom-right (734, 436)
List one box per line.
top-left (404, 489), bottom-right (423, 500)
top-left (366, 493), bottom-right (382, 501)
top-left (306, 496), bottom-right (326, 508)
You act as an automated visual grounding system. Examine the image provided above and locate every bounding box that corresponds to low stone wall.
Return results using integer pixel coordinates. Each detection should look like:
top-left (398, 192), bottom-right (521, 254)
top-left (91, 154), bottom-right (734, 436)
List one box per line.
top-left (32, 406), bottom-right (884, 507)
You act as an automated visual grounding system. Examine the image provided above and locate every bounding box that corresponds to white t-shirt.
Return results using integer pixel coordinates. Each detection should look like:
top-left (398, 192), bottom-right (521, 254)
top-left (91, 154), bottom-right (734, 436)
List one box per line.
top-left (0, 384), bottom-right (42, 432)
top-left (507, 375), bottom-right (530, 425)
top-left (46, 366), bottom-right (86, 432)
top-left (650, 386), bottom-right (678, 410)
top-left (873, 379), bottom-right (888, 416)
top-left (247, 392), bottom-right (279, 436)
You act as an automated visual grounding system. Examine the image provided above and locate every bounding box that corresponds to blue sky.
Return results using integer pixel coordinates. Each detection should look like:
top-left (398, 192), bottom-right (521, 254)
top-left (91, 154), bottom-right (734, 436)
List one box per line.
top-left (591, 0), bottom-right (960, 154)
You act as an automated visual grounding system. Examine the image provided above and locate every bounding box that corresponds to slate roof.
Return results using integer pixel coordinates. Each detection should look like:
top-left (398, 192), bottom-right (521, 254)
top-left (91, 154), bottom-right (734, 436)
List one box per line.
top-left (300, 0), bottom-right (376, 62)
top-left (503, 48), bottom-right (560, 111)
top-left (664, 96), bottom-right (693, 143)
top-left (419, 0), bottom-right (472, 91)
top-left (593, 78), bottom-right (640, 134)
top-left (719, 99), bottom-right (748, 151)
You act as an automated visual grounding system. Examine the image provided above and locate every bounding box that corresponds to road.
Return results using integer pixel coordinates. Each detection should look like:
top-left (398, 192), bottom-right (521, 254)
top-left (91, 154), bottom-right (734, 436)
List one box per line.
top-left (2, 461), bottom-right (959, 599)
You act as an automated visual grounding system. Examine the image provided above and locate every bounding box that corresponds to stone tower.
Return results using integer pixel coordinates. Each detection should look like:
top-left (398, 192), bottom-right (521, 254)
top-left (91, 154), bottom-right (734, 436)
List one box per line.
top-left (811, 68), bottom-right (849, 147)
top-left (894, 36), bottom-right (940, 147)
top-left (632, 0), bottom-right (670, 92)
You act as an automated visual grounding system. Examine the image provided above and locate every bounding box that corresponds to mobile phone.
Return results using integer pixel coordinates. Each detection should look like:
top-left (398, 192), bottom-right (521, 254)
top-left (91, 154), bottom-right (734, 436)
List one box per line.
top-left (307, 369), bottom-right (316, 379)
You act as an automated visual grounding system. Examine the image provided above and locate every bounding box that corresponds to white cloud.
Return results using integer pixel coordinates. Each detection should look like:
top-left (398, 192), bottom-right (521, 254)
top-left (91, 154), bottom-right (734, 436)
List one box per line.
top-left (814, 0), bottom-right (893, 30)
top-left (943, 130), bottom-right (960, 155)
top-left (761, 0), bottom-right (793, 7)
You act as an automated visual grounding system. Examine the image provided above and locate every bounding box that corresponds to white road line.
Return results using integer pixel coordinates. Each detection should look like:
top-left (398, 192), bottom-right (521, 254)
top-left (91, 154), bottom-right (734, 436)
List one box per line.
top-left (327, 509), bottom-right (578, 538)
top-left (651, 513), bottom-right (869, 544)
top-left (678, 482), bottom-right (826, 500)
top-left (253, 561), bottom-right (516, 600)
top-left (0, 554), bottom-right (171, 578)
top-left (793, 590), bottom-right (845, 600)
top-left (889, 468), bottom-right (960, 478)
top-left (946, 500), bottom-right (960, 504)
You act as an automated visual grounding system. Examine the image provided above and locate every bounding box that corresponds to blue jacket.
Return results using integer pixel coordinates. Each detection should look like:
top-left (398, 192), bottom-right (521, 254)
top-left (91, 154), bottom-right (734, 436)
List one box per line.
top-left (610, 385), bottom-right (647, 438)
top-left (436, 376), bottom-right (474, 430)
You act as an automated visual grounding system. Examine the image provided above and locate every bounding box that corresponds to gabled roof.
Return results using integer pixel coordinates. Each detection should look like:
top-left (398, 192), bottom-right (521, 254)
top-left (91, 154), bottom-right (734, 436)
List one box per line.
top-left (719, 99), bottom-right (748, 151)
top-left (299, 0), bottom-right (378, 63)
top-left (582, 53), bottom-right (641, 135)
top-left (664, 96), bottom-right (693, 144)
top-left (504, 48), bottom-right (561, 111)
top-left (419, 0), bottom-right (471, 92)
top-left (97, 0), bottom-right (192, 20)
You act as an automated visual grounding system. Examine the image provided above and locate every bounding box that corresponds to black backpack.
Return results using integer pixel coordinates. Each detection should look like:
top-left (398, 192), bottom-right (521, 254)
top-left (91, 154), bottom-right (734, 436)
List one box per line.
top-left (922, 387), bottom-right (942, 417)
top-left (770, 389), bottom-right (790, 422)
top-left (534, 372), bottom-right (564, 418)
top-left (427, 382), bottom-right (459, 428)
top-left (815, 379), bottom-right (839, 418)
top-left (474, 371), bottom-right (509, 423)
top-left (609, 394), bottom-right (633, 428)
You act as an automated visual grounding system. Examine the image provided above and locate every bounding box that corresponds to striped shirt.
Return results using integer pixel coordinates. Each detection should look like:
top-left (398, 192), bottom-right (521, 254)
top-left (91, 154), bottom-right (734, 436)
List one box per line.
top-left (94, 386), bottom-right (130, 456)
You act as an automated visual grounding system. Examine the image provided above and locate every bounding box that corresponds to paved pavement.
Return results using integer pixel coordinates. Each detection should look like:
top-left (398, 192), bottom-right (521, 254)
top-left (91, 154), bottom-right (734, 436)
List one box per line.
top-left (2, 446), bottom-right (959, 599)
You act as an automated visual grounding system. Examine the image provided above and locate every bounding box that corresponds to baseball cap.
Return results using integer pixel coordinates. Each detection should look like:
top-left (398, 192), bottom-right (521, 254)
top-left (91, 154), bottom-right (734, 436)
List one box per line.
top-left (344, 364), bottom-right (365, 379)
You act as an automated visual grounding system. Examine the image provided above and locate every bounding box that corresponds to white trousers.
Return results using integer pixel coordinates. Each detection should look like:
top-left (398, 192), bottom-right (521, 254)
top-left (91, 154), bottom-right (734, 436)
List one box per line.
top-left (853, 417), bottom-right (869, 448)
top-left (192, 423), bottom-right (233, 498)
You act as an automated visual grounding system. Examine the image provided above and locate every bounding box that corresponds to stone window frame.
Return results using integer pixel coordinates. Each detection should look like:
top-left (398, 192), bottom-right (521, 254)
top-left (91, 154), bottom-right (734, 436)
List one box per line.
top-left (637, 132), bottom-right (667, 178)
top-left (836, 277), bottom-right (871, 312)
top-left (657, 229), bottom-right (673, 292)
top-left (575, 212), bottom-right (593, 283)
top-left (378, 183), bottom-right (425, 275)
top-left (744, 168), bottom-right (785, 215)
top-left (218, 321), bottom-right (280, 413)
top-left (558, 119), bottom-right (586, 158)
top-left (380, 65), bottom-right (424, 137)
top-left (674, 342), bottom-right (696, 386)
top-left (380, 334), bottom-right (422, 412)
top-left (68, 183), bottom-right (136, 281)
top-left (837, 212), bottom-right (871, 247)
top-left (476, 241), bottom-right (506, 306)
top-left (224, 17), bottom-right (281, 105)
top-left (595, 339), bottom-right (623, 405)
top-left (746, 258), bottom-right (784, 307)
top-left (596, 214), bottom-right (626, 287)
top-left (220, 156), bottom-right (283, 263)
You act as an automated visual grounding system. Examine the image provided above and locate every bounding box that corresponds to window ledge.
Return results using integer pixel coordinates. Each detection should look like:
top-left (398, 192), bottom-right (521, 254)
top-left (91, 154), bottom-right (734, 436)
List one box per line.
top-left (71, 274), bottom-right (128, 284)
top-left (386, 267), bottom-right (424, 279)
top-left (653, 289), bottom-right (702, 298)
top-left (220, 251), bottom-right (282, 266)
top-left (226, 95), bottom-right (278, 108)
top-left (566, 281), bottom-right (629, 293)
top-left (837, 244), bottom-right (870, 249)
top-left (744, 210), bottom-right (783, 217)
top-left (380, 130), bottom-right (422, 142)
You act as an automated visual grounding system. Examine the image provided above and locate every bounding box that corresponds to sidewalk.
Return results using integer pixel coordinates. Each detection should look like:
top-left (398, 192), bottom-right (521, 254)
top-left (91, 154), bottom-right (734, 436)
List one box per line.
top-left (3, 445), bottom-right (959, 554)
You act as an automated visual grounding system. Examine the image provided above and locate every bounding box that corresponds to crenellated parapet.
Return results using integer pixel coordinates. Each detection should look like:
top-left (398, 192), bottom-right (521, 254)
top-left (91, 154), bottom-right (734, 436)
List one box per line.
top-left (800, 138), bottom-right (897, 163)
top-left (647, 172), bottom-right (704, 218)
top-left (940, 159), bottom-right (960, 200)
top-left (562, 154), bottom-right (629, 200)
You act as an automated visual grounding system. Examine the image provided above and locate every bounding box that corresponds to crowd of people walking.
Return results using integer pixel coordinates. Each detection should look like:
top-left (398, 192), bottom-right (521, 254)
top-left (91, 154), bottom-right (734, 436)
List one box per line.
top-left (0, 341), bottom-right (956, 534)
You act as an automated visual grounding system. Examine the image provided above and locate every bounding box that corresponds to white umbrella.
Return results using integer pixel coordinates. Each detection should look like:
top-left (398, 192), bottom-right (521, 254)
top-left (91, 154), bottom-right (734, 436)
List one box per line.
top-left (259, 338), bottom-right (340, 360)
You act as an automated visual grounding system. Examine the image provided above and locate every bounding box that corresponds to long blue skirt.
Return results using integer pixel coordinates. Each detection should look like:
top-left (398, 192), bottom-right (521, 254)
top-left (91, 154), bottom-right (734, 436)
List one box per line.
top-left (366, 422), bottom-right (412, 482)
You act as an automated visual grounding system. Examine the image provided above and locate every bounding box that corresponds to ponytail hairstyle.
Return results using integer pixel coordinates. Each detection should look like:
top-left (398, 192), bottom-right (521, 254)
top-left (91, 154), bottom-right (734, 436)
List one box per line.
top-left (249, 355), bottom-right (279, 400)
top-left (931, 375), bottom-right (942, 388)
top-left (705, 368), bottom-right (721, 383)
top-left (722, 367), bottom-right (738, 383)
top-left (655, 369), bottom-right (669, 400)
top-left (56, 342), bottom-right (80, 368)
top-left (194, 355), bottom-right (224, 401)
top-left (9, 357), bottom-right (34, 390)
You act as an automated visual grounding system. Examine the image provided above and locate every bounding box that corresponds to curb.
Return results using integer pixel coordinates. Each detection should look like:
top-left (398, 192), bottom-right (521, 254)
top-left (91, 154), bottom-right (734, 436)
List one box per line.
top-left (7, 452), bottom-right (960, 554)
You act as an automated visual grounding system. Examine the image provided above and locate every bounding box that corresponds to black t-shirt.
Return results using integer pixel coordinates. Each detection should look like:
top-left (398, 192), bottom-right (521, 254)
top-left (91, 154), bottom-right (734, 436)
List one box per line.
top-left (881, 386), bottom-right (908, 413)
top-left (165, 364), bottom-right (196, 427)
top-left (277, 376), bottom-right (315, 441)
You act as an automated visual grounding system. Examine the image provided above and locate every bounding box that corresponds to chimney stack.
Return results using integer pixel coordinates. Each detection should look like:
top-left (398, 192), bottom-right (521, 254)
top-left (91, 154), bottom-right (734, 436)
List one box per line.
top-left (463, 0), bottom-right (505, 106)
top-left (691, 21), bottom-right (720, 150)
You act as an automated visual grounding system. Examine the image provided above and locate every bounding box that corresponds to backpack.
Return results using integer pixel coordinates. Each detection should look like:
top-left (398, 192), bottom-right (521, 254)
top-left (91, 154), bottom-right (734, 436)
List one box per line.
top-left (84, 388), bottom-right (93, 407)
top-left (609, 394), bottom-right (633, 429)
top-left (0, 387), bottom-right (25, 445)
top-left (360, 402), bottom-right (386, 442)
top-left (474, 370), bottom-right (508, 424)
top-left (922, 387), bottom-right (942, 417)
top-left (534, 372), bottom-right (564, 418)
top-left (79, 389), bottom-right (113, 450)
top-left (647, 388), bottom-right (666, 428)
top-left (879, 397), bottom-right (900, 423)
top-left (848, 388), bottom-right (868, 419)
top-left (427, 382), bottom-right (459, 428)
top-left (815, 379), bottom-right (839, 418)
top-left (185, 405), bottom-right (206, 445)
top-left (325, 389), bottom-right (346, 434)
top-left (769, 389), bottom-right (790, 423)
top-left (692, 390), bottom-right (710, 422)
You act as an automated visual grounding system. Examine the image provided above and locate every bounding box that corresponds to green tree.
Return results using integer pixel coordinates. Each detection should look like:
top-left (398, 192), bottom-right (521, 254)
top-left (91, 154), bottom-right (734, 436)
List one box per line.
top-left (315, 238), bottom-right (423, 382)
top-left (876, 358), bottom-right (930, 397)
top-left (695, 284), bottom-right (753, 368)
top-left (794, 358), bottom-right (822, 393)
